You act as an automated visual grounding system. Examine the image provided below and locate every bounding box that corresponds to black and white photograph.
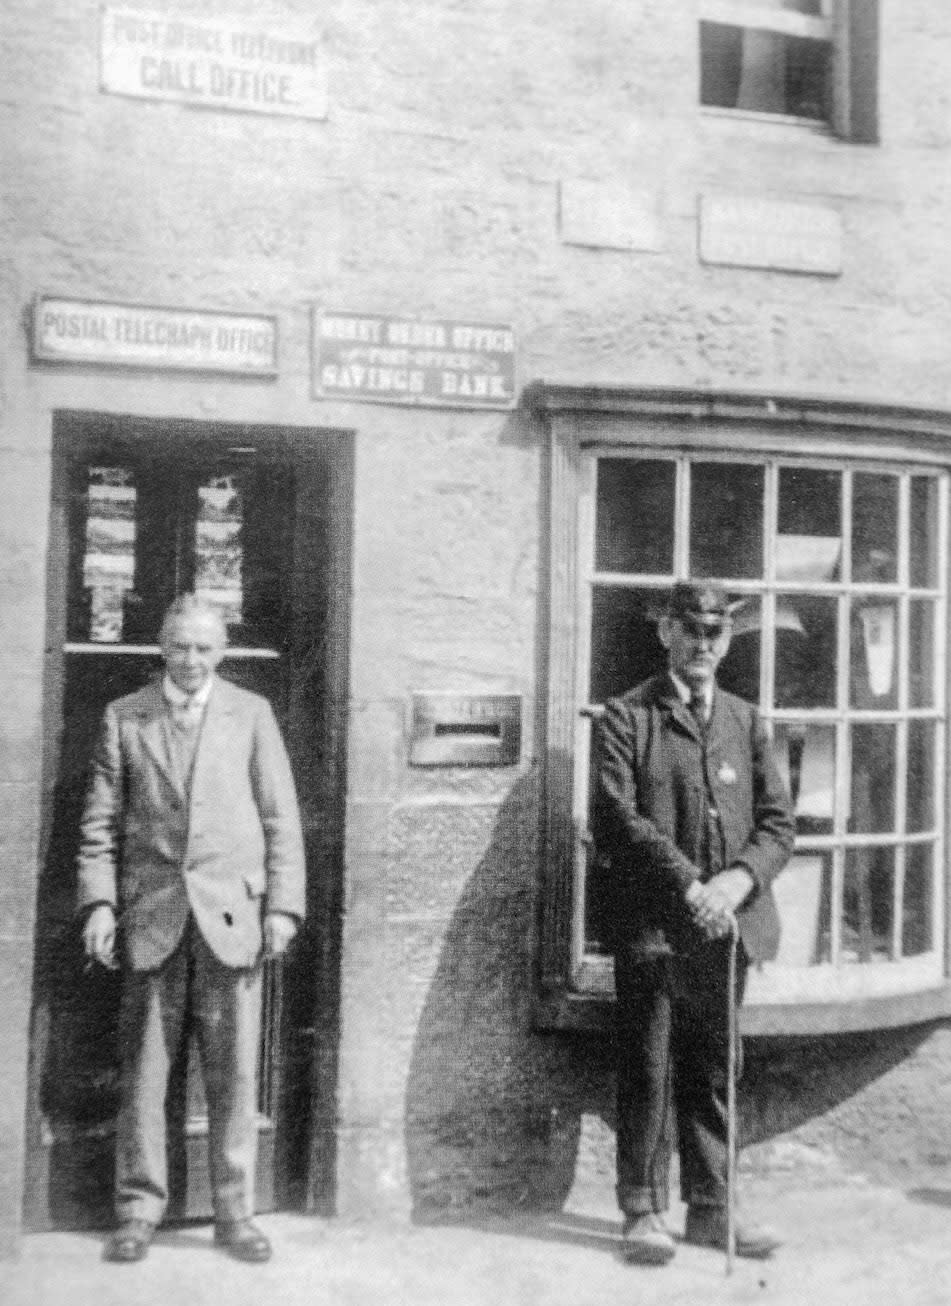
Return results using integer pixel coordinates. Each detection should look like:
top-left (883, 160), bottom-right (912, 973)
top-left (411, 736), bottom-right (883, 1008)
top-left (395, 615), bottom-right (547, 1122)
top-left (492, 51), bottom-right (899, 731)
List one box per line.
top-left (3, 3), bottom-right (951, 1304)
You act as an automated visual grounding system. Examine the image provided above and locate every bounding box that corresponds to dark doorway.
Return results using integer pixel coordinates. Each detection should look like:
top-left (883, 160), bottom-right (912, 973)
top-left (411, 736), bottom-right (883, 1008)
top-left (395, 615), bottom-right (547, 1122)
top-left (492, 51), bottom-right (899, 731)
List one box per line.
top-left (24, 412), bottom-right (352, 1229)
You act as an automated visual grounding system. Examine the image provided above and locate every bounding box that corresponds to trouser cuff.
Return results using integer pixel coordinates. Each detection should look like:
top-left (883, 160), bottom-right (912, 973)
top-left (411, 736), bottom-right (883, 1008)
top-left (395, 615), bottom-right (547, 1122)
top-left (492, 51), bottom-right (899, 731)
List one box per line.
top-left (115, 1198), bottom-right (165, 1226)
top-left (682, 1192), bottom-right (725, 1210)
top-left (617, 1185), bottom-right (668, 1216)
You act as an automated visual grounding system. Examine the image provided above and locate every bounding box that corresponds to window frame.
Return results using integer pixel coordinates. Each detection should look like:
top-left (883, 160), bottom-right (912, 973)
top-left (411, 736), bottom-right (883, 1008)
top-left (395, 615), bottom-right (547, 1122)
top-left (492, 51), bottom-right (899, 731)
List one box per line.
top-left (698, 0), bottom-right (879, 144)
top-left (530, 383), bottom-right (951, 1036)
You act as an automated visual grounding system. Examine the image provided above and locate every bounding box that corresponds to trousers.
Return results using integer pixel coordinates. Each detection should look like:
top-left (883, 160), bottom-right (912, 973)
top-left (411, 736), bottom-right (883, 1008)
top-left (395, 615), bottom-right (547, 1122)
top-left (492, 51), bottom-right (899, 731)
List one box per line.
top-left (614, 939), bottom-right (747, 1215)
top-left (115, 918), bottom-right (263, 1225)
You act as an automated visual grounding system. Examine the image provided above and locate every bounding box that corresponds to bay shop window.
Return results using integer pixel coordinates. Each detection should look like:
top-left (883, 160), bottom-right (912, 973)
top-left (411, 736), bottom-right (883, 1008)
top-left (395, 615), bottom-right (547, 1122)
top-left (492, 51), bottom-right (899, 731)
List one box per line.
top-left (532, 386), bottom-right (951, 1035)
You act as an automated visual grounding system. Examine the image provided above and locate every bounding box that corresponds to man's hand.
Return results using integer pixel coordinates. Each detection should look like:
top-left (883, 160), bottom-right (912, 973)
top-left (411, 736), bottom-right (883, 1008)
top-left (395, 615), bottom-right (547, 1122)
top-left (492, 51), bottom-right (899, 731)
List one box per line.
top-left (263, 911), bottom-right (298, 959)
top-left (685, 868), bottom-right (754, 940)
top-left (83, 903), bottom-right (119, 970)
top-left (686, 869), bottom-right (754, 939)
top-left (685, 881), bottom-right (731, 939)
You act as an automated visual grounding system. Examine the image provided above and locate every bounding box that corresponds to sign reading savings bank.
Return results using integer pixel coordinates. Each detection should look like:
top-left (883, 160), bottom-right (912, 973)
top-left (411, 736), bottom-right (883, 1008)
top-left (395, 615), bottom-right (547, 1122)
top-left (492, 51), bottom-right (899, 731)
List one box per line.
top-left (101, 8), bottom-right (328, 121)
top-left (314, 312), bottom-right (516, 409)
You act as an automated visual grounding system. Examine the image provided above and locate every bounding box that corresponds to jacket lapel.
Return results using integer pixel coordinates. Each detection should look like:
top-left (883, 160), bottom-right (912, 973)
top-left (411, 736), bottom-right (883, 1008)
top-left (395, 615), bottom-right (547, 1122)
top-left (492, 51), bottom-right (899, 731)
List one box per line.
top-left (134, 680), bottom-right (180, 790)
top-left (655, 672), bottom-right (701, 740)
top-left (190, 677), bottom-right (235, 801)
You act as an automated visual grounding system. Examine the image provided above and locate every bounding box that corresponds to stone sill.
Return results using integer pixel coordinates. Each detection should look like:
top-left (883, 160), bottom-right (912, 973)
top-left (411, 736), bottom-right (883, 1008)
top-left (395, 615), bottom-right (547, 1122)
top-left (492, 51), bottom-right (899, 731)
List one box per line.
top-left (533, 982), bottom-right (951, 1039)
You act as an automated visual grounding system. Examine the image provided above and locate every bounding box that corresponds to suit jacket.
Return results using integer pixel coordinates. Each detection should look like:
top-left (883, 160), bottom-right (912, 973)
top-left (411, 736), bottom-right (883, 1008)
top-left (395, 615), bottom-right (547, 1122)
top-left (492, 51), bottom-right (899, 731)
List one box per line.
top-left (596, 673), bottom-right (794, 964)
top-left (77, 676), bottom-right (306, 971)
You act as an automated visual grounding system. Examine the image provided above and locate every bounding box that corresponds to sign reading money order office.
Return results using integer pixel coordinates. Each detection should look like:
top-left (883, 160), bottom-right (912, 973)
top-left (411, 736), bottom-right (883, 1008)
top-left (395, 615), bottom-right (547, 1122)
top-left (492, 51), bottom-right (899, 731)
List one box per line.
top-left (314, 311), bottom-right (516, 409)
top-left (33, 297), bottom-right (278, 376)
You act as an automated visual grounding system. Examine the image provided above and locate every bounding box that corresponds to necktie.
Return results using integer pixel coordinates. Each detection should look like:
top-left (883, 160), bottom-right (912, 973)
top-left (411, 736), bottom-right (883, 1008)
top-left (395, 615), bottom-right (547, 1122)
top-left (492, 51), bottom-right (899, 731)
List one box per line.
top-left (689, 691), bottom-right (708, 730)
top-left (175, 694), bottom-right (202, 726)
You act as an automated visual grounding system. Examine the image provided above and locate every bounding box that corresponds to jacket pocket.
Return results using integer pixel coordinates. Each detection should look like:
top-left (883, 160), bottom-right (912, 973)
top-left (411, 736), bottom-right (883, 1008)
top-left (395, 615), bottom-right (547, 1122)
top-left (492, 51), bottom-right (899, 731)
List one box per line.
top-left (244, 872), bottom-right (266, 898)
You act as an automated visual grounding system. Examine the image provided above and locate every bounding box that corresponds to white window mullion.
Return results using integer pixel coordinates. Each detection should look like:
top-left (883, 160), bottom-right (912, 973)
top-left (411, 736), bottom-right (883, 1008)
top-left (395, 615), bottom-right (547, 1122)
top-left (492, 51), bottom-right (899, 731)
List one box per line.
top-left (675, 457), bottom-right (691, 579)
top-left (762, 462), bottom-right (779, 716)
top-left (934, 473), bottom-right (949, 957)
top-left (573, 456), bottom-right (598, 973)
top-left (894, 474), bottom-right (910, 958)
top-left (830, 468), bottom-right (854, 964)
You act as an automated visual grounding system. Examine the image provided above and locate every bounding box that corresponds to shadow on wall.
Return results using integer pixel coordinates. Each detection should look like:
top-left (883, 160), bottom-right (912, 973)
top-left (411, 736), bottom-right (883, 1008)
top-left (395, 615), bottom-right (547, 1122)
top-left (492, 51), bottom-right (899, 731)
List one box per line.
top-left (402, 770), bottom-right (944, 1219)
top-left (403, 767), bottom-right (616, 1220)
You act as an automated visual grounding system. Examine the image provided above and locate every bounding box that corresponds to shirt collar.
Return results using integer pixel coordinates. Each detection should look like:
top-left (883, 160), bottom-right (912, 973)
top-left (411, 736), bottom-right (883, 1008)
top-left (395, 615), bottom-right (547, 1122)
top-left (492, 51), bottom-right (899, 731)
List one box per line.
top-left (669, 671), bottom-right (712, 711)
top-left (163, 673), bottom-right (215, 709)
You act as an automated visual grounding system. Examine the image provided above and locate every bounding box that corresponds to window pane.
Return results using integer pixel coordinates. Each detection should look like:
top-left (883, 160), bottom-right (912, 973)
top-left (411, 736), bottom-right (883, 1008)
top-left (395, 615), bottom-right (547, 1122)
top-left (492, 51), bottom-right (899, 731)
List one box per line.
top-left (81, 466), bottom-right (137, 643)
top-left (773, 851), bottom-right (831, 967)
top-left (700, 22), bottom-right (831, 121)
top-left (774, 594), bottom-right (837, 708)
top-left (843, 847), bottom-right (895, 963)
top-left (595, 459), bottom-right (675, 574)
top-left (689, 462), bottom-right (764, 579)
top-left (776, 468), bottom-right (841, 581)
top-left (773, 722), bottom-right (835, 836)
top-left (907, 721), bottom-right (936, 834)
top-left (850, 597), bottom-right (898, 709)
top-left (910, 476), bottom-right (940, 588)
top-left (583, 829), bottom-right (613, 956)
top-left (195, 473), bottom-right (244, 628)
top-left (903, 844), bottom-right (934, 957)
top-left (849, 722), bottom-right (896, 834)
top-left (909, 600), bottom-right (936, 709)
top-left (718, 596), bottom-right (762, 704)
top-left (589, 586), bottom-right (666, 704)
top-left (852, 473), bottom-right (898, 583)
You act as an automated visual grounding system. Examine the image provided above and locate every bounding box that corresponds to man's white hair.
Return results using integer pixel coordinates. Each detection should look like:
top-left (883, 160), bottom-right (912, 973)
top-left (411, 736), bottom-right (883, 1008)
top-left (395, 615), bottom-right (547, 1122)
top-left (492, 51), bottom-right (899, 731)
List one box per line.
top-left (159, 593), bottom-right (228, 645)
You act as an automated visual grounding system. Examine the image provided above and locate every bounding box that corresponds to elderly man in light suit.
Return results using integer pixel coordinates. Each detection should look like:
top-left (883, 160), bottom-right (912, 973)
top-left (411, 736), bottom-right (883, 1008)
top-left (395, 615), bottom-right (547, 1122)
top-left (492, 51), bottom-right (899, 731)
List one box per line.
top-left (79, 594), bottom-right (306, 1264)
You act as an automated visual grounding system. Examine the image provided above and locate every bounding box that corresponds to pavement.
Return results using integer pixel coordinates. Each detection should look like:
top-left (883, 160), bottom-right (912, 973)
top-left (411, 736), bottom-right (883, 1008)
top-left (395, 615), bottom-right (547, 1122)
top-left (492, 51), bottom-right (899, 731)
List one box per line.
top-left (3, 1172), bottom-right (951, 1306)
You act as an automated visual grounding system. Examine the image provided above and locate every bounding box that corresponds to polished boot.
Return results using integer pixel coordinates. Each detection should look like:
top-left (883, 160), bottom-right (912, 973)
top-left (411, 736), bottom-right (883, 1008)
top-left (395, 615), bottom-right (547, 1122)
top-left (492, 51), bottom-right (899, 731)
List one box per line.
top-left (214, 1218), bottom-right (272, 1263)
top-left (620, 1212), bottom-right (677, 1265)
top-left (103, 1219), bottom-right (155, 1263)
top-left (683, 1206), bottom-right (781, 1259)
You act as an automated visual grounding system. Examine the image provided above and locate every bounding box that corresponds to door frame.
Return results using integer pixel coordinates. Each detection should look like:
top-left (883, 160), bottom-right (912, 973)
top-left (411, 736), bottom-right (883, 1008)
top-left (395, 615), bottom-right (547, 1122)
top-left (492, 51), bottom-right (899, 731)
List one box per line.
top-left (23, 411), bottom-right (354, 1228)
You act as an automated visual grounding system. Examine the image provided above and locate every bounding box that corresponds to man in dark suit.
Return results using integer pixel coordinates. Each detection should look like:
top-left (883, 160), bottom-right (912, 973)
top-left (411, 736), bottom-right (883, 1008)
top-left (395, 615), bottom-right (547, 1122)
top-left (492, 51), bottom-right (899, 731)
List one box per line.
top-left (597, 581), bottom-right (794, 1266)
top-left (79, 594), bottom-right (306, 1264)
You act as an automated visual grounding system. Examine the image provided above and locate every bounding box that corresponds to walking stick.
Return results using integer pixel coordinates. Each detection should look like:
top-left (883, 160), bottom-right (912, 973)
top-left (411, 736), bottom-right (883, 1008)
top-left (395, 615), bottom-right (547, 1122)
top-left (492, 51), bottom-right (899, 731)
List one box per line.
top-left (726, 914), bottom-right (739, 1277)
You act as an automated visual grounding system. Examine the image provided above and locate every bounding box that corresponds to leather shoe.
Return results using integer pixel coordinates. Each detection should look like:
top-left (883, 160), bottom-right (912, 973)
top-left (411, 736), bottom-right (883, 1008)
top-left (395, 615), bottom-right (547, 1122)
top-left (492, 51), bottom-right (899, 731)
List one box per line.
top-left (103, 1218), bottom-right (155, 1263)
top-left (683, 1206), bottom-right (781, 1259)
top-left (214, 1218), bottom-right (272, 1263)
top-left (620, 1212), bottom-right (676, 1265)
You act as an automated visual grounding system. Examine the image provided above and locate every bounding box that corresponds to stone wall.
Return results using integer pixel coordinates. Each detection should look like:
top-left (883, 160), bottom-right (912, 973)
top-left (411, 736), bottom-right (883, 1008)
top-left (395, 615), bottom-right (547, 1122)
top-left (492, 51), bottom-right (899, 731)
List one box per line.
top-left (3, 0), bottom-right (951, 1248)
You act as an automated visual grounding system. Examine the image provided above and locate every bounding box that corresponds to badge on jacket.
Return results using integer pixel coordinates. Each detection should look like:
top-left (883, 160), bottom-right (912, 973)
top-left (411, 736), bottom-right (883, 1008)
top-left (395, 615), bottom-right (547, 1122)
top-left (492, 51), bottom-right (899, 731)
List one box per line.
top-left (718, 762), bottom-right (737, 785)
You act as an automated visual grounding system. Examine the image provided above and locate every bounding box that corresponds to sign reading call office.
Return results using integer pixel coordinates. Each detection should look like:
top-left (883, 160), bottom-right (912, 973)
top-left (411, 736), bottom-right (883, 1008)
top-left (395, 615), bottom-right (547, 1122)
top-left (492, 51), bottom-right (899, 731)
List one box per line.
top-left (314, 311), bottom-right (516, 409)
top-left (101, 8), bottom-right (328, 121)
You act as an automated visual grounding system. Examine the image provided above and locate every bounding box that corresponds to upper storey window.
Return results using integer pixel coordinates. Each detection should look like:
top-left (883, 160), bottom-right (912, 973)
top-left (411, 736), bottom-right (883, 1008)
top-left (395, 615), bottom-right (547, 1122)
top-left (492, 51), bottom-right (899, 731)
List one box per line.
top-left (699, 1), bottom-right (878, 141)
top-left (701, 1), bottom-right (833, 123)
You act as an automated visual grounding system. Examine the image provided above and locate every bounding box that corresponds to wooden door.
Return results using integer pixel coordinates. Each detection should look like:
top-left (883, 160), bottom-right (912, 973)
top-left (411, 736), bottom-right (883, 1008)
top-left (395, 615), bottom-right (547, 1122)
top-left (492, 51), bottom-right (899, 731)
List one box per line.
top-left (24, 413), bottom-right (351, 1228)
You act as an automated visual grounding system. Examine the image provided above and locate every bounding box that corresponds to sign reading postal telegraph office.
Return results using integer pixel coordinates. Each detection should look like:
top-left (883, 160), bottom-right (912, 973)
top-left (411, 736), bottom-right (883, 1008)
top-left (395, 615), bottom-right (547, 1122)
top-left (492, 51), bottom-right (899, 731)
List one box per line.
top-left (315, 311), bottom-right (516, 409)
top-left (33, 297), bottom-right (278, 376)
top-left (101, 8), bottom-right (328, 121)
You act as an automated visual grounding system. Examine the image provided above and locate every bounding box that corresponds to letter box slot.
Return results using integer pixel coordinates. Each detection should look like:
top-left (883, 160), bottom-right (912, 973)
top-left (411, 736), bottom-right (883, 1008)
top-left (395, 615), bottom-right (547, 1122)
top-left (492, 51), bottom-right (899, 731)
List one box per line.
top-left (409, 693), bottom-right (522, 766)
